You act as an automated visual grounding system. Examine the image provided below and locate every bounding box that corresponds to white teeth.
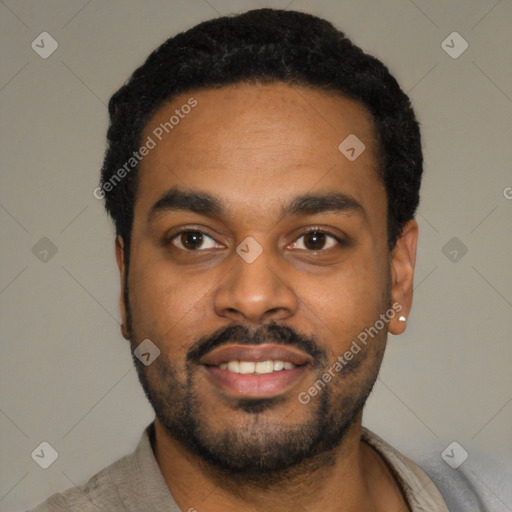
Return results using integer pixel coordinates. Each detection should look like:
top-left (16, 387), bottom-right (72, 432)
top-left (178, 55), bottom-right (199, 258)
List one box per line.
top-left (227, 361), bottom-right (240, 373)
top-left (255, 360), bottom-right (274, 374)
top-left (273, 360), bottom-right (284, 371)
top-left (239, 361), bottom-right (256, 374)
top-left (218, 360), bottom-right (297, 373)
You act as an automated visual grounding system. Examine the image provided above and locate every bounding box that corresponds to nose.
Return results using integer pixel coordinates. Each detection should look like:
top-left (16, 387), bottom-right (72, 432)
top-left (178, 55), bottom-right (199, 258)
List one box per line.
top-left (213, 242), bottom-right (299, 325)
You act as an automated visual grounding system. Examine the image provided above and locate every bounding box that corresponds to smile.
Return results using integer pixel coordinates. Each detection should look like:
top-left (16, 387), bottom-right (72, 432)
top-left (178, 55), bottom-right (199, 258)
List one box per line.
top-left (199, 344), bottom-right (312, 398)
top-left (218, 359), bottom-right (296, 374)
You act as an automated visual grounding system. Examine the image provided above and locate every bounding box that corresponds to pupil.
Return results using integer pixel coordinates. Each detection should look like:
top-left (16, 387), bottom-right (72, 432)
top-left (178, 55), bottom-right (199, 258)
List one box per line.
top-left (304, 231), bottom-right (325, 250)
top-left (182, 231), bottom-right (202, 250)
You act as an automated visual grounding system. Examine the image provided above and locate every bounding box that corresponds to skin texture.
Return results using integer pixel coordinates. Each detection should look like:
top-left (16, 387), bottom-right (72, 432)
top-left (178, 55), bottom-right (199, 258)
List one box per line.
top-left (115, 83), bottom-right (417, 511)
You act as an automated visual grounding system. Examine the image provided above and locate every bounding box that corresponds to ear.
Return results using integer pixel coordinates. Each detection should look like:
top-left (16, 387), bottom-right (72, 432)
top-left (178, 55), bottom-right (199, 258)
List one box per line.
top-left (388, 219), bottom-right (418, 335)
top-left (115, 236), bottom-right (130, 340)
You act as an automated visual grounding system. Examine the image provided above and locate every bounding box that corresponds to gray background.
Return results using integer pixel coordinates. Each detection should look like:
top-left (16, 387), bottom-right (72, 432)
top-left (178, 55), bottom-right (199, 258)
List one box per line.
top-left (1, 0), bottom-right (511, 510)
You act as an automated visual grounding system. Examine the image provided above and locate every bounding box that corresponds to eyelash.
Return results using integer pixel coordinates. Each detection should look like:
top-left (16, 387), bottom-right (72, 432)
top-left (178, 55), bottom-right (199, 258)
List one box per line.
top-left (167, 227), bottom-right (346, 252)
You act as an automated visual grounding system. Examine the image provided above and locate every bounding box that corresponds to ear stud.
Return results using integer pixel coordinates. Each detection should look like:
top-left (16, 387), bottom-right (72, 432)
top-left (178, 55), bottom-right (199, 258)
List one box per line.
top-left (398, 316), bottom-right (407, 322)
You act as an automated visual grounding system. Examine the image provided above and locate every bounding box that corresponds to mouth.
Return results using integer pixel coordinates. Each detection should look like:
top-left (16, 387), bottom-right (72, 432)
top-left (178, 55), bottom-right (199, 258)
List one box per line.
top-left (199, 344), bottom-right (313, 399)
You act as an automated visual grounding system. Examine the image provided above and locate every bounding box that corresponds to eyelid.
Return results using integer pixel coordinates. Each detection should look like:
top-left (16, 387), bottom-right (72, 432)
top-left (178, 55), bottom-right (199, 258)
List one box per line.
top-left (289, 228), bottom-right (345, 250)
top-left (166, 226), bottom-right (225, 250)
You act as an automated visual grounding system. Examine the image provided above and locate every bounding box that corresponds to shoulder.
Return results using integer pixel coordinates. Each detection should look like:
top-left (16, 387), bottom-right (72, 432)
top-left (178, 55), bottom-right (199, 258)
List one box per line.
top-left (27, 454), bottom-right (133, 511)
top-left (362, 427), bottom-right (450, 511)
top-left (27, 428), bottom-right (150, 512)
top-left (362, 428), bottom-right (510, 512)
top-left (417, 446), bottom-right (512, 512)
top-left (27, 422), bottom-right (179, 512)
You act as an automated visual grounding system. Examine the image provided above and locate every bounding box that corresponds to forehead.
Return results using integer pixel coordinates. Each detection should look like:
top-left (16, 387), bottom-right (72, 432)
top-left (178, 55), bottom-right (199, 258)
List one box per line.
top-left (134, 83), bottom-right (385, 225)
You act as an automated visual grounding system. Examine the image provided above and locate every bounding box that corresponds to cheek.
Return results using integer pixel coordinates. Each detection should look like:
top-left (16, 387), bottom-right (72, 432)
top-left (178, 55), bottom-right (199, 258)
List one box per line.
top-left (297, 255), bottom-right (389, 348)
top-left (127, 246), bottom-right (212, 342)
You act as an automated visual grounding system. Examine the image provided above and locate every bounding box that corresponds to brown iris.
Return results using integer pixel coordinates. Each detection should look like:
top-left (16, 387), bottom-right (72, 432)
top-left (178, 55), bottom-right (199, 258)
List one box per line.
top-left (180, 231), bottom-right (204, 250)
top-left (302, 231), bottom-right (327, 250)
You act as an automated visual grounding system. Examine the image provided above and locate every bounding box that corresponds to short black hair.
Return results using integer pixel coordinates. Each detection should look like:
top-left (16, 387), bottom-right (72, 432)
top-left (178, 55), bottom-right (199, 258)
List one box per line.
top-left (100, 8), bottom-right (422, 253)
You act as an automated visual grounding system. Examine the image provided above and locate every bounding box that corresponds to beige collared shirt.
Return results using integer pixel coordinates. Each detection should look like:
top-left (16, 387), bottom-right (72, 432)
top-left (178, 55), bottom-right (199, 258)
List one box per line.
top-left (29, 423), bottom-right (449, 511)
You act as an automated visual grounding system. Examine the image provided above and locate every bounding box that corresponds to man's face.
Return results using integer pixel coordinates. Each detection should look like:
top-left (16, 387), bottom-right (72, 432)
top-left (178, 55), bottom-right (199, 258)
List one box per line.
top-left (116, 83), bottom-right (415, 475)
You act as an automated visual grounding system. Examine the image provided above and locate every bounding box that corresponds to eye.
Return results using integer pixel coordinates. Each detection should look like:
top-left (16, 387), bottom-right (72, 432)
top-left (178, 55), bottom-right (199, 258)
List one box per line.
top-left (169, 230), bottom-right (220, 251)
top-left (291, 230), bottom-right (340, 251)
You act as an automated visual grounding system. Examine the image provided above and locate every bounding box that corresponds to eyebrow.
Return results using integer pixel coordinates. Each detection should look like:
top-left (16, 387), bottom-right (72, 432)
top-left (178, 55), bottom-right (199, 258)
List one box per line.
top-left (284, 191), bottom-right (364, 218)
top-left (148, 188), bottom-right (224, 222)
top-left (148, 186), bottom-right (365, 224)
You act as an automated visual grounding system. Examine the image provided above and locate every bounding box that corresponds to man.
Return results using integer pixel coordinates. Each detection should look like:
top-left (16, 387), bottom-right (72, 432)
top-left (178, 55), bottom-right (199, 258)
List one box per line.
top-left (30, 8), bottom-right (483, 512)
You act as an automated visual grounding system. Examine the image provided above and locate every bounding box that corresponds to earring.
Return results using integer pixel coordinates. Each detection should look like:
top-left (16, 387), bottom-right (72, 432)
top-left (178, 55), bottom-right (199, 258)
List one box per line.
top-left (398, 316), bottom-right (407, 322)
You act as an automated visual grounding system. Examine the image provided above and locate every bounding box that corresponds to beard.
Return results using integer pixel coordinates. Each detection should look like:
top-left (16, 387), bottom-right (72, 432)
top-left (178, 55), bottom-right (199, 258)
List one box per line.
top-left (123, 275), bottom-right (387, 484)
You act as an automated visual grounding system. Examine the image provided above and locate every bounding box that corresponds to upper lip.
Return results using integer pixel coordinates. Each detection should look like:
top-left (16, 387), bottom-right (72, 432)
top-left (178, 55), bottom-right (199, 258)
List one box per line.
top-left (199, 344), bottom-right (313, 367)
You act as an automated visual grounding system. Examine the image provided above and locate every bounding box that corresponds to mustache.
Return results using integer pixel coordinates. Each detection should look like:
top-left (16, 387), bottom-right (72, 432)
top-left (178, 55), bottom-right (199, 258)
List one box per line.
top-left (186, 321), bottom-right (327, 366)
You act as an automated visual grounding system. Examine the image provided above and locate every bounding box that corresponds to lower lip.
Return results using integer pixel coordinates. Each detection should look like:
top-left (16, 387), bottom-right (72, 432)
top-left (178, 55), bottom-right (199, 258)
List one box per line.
top-left (203, 365), bottom-right (309, 398)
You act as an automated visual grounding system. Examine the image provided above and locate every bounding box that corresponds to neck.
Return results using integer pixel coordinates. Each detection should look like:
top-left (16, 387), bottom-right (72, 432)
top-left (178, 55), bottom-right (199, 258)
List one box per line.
top-left (152, 415), bottom-right (402, 512)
